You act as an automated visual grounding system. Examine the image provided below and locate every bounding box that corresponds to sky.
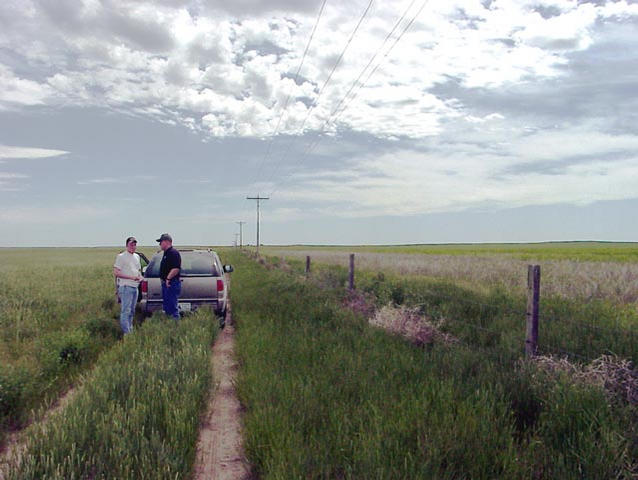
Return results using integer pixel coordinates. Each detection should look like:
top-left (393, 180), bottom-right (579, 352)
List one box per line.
top-left (0, 0), bottom-right (637, 247)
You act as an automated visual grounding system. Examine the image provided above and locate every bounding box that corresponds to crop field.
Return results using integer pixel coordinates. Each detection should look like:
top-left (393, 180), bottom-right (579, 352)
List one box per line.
top-left (262, 241), bottom-right (638, 262)
top-left (0, 247), bottom-right (151, 443)
top-left (1, 245), bottom-right (636, 479)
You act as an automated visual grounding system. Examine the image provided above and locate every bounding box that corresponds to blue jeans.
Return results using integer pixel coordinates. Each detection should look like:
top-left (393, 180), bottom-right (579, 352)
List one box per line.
top-left (161, 279), bottom-right (181, 320)
top-left (118, 285), bottom-right (138, 334)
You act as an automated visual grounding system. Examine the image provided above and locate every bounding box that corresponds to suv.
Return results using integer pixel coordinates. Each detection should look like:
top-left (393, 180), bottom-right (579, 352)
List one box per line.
top-left (140, 249), bottom-right (233, 321)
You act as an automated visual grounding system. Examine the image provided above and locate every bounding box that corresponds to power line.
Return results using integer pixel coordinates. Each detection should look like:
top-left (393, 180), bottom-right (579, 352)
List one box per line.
top-left (268, 0), bottom-right (430, 197)
top-left (257, 0), bottom-right (376, 191)
top-left (249, 0), bottom-right (329, 190)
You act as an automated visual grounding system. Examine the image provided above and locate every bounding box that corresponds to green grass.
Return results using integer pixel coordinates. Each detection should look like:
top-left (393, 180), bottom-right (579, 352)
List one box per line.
top-left (230, 251), bottom-right (636, 479)
top-left (0, 248), bottom-right (160, 440)
top-left (261, 241), bottom-right (638, 262)
top-left (264, 254), bottom-right (638, 363)
top-left (6, 310), bottom-right (217, 479)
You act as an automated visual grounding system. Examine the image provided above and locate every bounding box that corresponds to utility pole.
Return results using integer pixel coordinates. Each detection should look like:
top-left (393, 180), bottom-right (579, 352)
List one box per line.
top-left (246, 195), bottom-right (269, 256)
top-left (236, 221), bottom-right (246, 249)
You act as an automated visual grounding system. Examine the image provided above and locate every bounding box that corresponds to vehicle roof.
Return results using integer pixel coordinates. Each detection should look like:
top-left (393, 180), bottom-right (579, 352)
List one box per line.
top-left (150, 248), bottom-right (218, 257)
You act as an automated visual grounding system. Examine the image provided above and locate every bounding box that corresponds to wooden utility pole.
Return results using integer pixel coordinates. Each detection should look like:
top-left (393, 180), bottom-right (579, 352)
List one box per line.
top-left (246, 195), bottom-right (269, 256)
top-left (236, 221), bottom-right (246, 248)
top-left (305, 256), bottom-right (311, 275)
top-left (525, 265), bottom-right (541, 357)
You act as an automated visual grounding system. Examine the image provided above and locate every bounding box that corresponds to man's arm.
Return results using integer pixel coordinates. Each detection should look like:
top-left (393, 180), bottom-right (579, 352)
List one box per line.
top-left (113, 267), bottom-right (143, 281)
top-left (165, 267), bottom-right (180, 286)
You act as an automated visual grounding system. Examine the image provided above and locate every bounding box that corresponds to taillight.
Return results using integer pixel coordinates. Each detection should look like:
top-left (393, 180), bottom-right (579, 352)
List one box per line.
top-left (141, 280), bottom-right (148, 293)
top-left (217, 279), bottom-right (224, 292)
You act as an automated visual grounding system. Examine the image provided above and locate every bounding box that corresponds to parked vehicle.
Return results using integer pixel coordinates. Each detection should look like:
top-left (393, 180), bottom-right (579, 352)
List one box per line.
top-left (140, 249), bottom-right (233, 322)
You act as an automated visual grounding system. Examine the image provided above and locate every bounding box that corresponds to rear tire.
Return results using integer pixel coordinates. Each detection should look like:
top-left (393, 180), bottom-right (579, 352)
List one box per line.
top-left (218, 309), bottom-right (226, 329)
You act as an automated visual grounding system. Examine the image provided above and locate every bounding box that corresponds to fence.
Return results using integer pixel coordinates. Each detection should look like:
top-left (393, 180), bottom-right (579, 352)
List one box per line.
top-left (294, 253), bottom-right (637, 363)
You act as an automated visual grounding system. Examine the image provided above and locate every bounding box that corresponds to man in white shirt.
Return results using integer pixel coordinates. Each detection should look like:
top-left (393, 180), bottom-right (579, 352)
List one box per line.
top-left (113, 236), bottom-right (143, 334)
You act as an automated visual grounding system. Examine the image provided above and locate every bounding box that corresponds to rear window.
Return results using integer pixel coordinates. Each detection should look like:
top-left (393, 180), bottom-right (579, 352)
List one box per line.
top-left (145, 251), bottom-right (219, 277)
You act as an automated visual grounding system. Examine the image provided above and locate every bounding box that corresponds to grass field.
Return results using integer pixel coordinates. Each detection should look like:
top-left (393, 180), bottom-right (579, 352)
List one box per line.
top-left (262, 241), bottom-right (638, 262)
top-left (263, 244), bottom-right (638, 304)
top-left (0, 247), bottom-right (158, 441)
top-left (230, 251), bottom-right (637, 479)
top-left (6, 311), bottom-right (217, 479)
top-left (1, 244), bottom-right (636, 478)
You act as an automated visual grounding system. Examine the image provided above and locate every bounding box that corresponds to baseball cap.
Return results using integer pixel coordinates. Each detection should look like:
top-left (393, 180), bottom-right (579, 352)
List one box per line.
top-left (125, 236), bottom-right (137, 245)
top-left (156, 233), bottom-right (172, 243)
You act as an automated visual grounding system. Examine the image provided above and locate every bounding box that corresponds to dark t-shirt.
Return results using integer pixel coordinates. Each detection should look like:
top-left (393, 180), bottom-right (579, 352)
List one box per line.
top-left (159, 247), bottom-right (181, 281)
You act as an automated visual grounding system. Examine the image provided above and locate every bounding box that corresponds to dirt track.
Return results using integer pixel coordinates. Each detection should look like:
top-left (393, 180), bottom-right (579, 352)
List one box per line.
top-left (193, 303), bottom-right (250, 480)
top-left (0, 385), bottom-right (78, 480)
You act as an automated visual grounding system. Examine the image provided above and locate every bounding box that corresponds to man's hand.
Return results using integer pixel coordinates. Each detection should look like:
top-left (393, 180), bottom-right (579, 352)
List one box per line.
top-left (136, 275), bottom-right (144, 282)
top-left (165, 278), bottom-right (171, 287)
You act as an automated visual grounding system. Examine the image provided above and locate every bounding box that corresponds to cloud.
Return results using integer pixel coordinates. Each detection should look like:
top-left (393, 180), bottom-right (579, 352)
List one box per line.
top-left (76, 175), bottom-right (156, 185)
top-left (2, 0), bottom-right (635, 139)
top-left (0, 205), bottom-right (111, 224)
top-left (0, 65), bottom-right (52, 107)
top-left (0, 171), bottom-right (29, 191)
top-left (0, 144), bottom-right (69, 159)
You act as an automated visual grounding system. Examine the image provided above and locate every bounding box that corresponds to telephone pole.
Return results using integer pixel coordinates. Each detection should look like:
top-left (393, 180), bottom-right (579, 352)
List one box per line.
top-left (246, 195), bottom-right (269, 255)
top-left (236, 221), bottom-right (246, 249)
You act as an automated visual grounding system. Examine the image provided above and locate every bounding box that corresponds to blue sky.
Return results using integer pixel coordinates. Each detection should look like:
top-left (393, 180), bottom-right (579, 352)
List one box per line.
top-left (0, 0), bottom-right (637, 246)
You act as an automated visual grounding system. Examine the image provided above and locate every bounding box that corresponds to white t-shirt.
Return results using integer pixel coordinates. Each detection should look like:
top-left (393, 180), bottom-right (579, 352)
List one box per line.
top-left (114, 251), bottom-right (142, 288)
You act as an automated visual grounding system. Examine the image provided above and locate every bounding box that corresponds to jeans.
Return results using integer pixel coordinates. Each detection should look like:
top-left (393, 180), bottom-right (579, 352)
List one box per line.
top-left (161, 279), bottom-right (181, 320)
top-left (118, 285), bottom-right (138, 334)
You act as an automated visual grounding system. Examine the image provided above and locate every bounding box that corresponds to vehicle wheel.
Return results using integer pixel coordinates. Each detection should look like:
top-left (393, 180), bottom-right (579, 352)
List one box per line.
top-left (218, 310), bottom-right (226, 329)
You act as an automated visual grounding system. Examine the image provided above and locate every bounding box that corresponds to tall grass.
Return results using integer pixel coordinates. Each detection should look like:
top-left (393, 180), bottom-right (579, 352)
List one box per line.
top-left (0, 248), bottom-right (155, 440)
top-left (261, 252), bottom-right (638, 363)
top-left (6, 311), bottom-right (217, 479)
top-left (230, 251), bottom-right (636, 479)
top-left (264, 248), bottom-right (638, 303)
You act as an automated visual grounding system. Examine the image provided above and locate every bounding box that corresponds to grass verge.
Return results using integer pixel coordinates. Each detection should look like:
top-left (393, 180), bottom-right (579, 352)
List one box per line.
top-left (230, 251), bottom-right (636, 479)
top-left (5, 310), bottom-right (217, 479)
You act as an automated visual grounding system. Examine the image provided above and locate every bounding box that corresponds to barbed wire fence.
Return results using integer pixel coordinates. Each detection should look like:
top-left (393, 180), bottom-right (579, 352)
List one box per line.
top-left (256, 251), bottom-right (637, 365)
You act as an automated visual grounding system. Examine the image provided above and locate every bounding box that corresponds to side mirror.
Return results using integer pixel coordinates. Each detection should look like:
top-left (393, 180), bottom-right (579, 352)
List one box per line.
top-left (223, 265), bottom-right (234, 273)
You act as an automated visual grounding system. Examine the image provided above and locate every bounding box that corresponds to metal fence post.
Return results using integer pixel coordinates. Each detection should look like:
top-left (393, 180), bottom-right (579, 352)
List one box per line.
top-left (305, 255), bottom-right (311, 275)
top-left (349, 254), bottom-right (355, 291)
top-left (525, 265), bottom-right (540, 357)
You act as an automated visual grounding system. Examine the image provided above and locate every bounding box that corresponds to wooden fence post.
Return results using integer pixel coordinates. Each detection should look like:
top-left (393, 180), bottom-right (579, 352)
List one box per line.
top-left (349, 254), bottom-right (355, 291)
top-left (525, 265), bottom-right (540, 357)
top-left (305, 256), bottom-right (311, 275)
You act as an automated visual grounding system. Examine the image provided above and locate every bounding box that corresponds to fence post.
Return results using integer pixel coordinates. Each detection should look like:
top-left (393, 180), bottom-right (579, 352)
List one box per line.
top-left (525, 265), bottom-right (540, 357)
top-left (305, 255), bottom-right (311, 275)
top-left (349, 254), bottom-right (355, 291)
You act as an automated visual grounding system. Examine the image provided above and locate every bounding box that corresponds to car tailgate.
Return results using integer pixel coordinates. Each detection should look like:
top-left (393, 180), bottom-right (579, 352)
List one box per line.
top-left (180, 276), bottom-right (217, 301)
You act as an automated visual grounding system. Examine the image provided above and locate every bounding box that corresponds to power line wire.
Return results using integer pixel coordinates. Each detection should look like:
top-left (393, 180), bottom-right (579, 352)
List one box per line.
top-left (257, 0), bottom-right (375, 191)
top-left (268, 0), bottom-right (430, 197)
top-left (249, 0), bottom-right (329, 190)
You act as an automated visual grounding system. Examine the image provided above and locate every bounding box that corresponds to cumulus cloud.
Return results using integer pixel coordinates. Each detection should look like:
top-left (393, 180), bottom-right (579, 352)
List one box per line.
top-left (2, 0), bottom-right (635, 139)
top-left (1, 0), bottom-right (637, 219)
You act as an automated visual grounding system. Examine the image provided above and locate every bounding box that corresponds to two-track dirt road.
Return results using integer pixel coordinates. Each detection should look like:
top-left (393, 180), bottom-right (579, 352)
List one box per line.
top-left (193, 301), bottom-right (251, 480)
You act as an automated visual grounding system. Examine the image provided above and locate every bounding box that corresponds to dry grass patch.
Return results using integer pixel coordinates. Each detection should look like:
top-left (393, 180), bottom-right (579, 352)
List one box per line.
top-left (532, 354), bottom-right (638, 406)
top-left (370, 304), bottom-right (458, 347)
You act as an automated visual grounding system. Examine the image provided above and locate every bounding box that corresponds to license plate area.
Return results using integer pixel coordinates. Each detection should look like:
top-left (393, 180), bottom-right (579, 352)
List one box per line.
top-left (178, 302), bottom-right (192, 312)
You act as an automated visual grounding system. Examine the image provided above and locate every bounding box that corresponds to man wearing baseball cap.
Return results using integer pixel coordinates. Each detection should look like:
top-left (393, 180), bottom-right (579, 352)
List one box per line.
top-left (113, 236), bottom-right (143, 334)
top-left (157, 233), bottom-right (182, 320)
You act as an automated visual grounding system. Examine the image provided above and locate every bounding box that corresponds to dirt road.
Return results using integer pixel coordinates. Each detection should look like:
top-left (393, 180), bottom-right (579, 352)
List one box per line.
top-left (193, 304), bottom-right (250, 480)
